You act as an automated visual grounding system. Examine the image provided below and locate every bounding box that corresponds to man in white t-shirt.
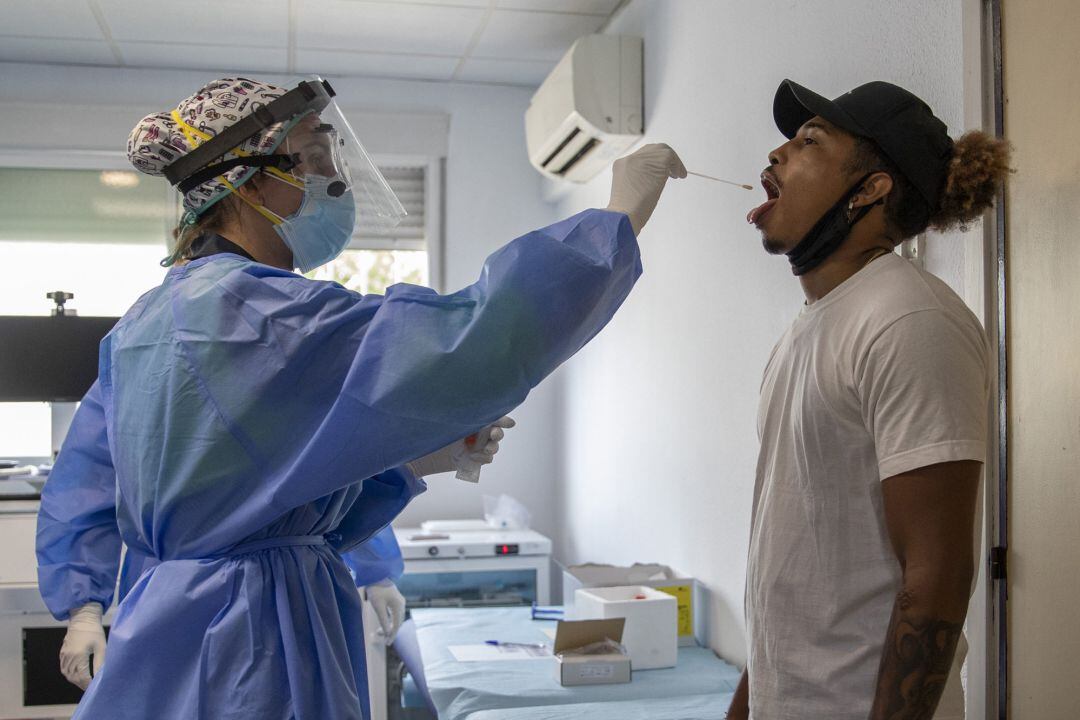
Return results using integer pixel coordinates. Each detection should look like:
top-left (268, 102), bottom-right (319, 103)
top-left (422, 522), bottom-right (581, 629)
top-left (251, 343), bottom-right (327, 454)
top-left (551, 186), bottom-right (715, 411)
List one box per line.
top-left (727, 80), bottom-right (1009, 719)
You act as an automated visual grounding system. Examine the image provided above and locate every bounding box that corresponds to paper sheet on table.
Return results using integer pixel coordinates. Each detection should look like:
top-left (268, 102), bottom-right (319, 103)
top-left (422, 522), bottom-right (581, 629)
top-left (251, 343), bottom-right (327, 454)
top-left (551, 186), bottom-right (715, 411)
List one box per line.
top-left (449, 644), bottom-right (551, 662)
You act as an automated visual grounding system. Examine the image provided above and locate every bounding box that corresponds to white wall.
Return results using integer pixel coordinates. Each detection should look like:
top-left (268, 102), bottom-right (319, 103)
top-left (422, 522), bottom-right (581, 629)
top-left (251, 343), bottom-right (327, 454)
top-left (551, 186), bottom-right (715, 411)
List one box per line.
top-left (550, 0), bottom-right (970, 668)
top-left (0, 62), bottom-right (569, 540)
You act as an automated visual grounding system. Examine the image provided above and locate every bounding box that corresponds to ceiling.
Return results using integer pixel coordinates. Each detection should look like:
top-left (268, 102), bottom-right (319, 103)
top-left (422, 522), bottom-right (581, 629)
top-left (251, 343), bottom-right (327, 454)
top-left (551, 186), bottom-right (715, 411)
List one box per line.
top-left (0, 0), bottom-right (625, 87)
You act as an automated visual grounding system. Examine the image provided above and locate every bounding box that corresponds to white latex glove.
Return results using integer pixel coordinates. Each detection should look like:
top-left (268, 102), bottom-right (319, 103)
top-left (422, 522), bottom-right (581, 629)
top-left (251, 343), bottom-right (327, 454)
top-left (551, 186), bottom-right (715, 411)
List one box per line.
top-left (406, 416), bottom-right (516, 478)
top-left (364, 579), bottom-right (407, 644)
top-left (606, 143), bottom-right (687, 235)
top-left (60, 602), bottom-right (106, 690)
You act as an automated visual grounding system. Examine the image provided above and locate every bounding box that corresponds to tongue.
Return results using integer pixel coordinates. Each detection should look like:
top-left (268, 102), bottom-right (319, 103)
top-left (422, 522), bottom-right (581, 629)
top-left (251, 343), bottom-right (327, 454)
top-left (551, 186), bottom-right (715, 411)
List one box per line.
top-left (747, 198), bottom-right (778, 225)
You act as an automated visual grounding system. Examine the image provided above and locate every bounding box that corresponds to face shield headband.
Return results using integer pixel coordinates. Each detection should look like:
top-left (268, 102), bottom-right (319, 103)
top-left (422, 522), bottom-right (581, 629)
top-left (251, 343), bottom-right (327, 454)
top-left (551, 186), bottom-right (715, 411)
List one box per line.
top-left (163, 78), bottom-right (406, 231)
top-left (785, 172), bottom-right (883, 276)
top-left (165, 79), bottom-right (331, 193)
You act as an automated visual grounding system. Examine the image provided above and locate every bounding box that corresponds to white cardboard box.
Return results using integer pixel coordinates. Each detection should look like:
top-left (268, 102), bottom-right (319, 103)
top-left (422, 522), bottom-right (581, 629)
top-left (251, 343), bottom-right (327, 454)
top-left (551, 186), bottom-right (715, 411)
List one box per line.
top-left (574, 585), bottom-right (677, 670)
top-left (561, 563), bottom-right (698, 647)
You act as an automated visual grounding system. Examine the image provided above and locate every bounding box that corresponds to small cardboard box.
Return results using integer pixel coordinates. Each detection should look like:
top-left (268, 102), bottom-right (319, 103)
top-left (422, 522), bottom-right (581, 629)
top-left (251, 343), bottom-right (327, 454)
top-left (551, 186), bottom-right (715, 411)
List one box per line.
top-left (552, 618), bottom-right (631, 687)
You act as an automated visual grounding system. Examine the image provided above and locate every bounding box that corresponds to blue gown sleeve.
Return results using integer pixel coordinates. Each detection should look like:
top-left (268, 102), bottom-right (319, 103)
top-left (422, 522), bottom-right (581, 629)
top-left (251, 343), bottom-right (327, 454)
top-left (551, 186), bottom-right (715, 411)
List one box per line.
top-left (340, 526), bottom-right (404, 587)
top-left (170, 208), bottom-right (638, 515)
top-left (36, 380), bottom-right (123, 620)
top-left (330, 466), bottom-right (423, 555)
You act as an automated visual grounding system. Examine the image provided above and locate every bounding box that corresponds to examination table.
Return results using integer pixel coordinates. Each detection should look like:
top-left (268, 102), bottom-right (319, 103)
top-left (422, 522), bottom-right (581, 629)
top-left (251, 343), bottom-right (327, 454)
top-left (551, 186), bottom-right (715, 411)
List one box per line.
top-left (396, 607), bottom-right (740, 720)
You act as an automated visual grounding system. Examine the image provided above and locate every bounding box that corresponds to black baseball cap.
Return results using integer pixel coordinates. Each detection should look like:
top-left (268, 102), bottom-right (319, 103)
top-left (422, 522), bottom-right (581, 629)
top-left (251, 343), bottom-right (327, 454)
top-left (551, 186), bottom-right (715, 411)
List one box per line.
top-left (773, 79), bottom-right (954, 211)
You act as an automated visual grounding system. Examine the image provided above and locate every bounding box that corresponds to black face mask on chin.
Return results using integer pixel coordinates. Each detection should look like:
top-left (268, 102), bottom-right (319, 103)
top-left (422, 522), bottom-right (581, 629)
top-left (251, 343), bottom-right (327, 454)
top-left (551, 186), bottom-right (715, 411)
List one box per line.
top-left (786, 173), bottom-right (882, 276)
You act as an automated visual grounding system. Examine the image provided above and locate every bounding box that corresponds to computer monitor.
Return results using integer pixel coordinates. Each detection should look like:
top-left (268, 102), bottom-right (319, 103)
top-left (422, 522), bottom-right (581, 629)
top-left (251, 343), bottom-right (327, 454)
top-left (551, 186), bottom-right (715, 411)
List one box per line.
top-left (0, 316), bottom-right (118, 402)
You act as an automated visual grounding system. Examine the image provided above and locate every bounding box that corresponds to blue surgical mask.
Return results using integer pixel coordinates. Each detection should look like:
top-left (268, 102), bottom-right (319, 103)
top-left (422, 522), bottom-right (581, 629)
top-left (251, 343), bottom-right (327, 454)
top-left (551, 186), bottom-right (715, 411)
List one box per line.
top-left (260, 175), bottom-right (357, 273)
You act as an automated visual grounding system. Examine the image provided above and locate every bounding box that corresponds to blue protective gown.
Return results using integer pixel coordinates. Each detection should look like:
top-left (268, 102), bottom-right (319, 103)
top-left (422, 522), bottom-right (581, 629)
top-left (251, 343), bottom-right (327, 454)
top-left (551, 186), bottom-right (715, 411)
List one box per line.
top-left (36, 389), bottom-right (401, 711)
top-left (37, 209), bottom-right (639, 720)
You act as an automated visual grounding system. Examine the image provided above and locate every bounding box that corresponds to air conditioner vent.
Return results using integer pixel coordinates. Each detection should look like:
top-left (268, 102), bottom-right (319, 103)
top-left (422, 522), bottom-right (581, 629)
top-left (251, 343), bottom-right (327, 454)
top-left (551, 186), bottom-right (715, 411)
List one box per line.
top-left (541, 127), bottom-right (581, 169)
top-left (555, 137), bottom-right (600, 176)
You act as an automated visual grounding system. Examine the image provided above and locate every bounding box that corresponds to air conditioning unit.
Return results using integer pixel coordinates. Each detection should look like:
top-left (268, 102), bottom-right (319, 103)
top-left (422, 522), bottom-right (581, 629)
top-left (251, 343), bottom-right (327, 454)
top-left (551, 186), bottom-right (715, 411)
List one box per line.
top-left (525, 34), bottom-right (643, 183)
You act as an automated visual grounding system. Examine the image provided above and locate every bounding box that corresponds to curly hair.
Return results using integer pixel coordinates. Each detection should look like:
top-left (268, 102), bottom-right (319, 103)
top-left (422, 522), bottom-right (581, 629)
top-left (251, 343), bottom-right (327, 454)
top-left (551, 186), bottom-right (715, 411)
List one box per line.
top-left (846, 130), bottom-right (1013, 239)
top-left (932, 132), bottom-right (1014, 231)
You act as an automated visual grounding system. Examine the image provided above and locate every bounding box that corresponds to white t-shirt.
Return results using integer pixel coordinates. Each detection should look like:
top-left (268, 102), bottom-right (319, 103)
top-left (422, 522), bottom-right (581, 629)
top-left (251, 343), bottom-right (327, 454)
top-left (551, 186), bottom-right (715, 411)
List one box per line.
top-left (747, 253), bottom-right (989, 719)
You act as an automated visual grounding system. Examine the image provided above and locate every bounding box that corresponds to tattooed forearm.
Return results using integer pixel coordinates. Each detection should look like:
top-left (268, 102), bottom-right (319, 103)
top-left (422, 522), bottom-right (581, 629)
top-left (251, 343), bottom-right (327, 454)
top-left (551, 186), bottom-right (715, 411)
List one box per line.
top-left (868, 590), bottom-right (964, 720)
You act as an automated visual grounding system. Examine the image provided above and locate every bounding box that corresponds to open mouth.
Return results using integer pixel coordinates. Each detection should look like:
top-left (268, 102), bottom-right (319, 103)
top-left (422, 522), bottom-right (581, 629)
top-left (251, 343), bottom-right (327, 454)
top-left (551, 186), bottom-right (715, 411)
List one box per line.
top-left (747, 172), bottom-right (781, 226)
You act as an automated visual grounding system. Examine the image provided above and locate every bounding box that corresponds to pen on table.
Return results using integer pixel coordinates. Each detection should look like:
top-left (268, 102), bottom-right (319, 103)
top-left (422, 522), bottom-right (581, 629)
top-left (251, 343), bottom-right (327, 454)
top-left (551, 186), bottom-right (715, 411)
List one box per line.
top-left (485, 640), bottom-right (547, 649)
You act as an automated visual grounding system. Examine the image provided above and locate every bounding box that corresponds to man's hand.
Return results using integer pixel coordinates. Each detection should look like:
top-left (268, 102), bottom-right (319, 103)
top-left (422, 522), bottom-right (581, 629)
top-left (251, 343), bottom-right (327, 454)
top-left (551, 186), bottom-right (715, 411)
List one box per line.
top-left (869, 460), bottom-right (980, 719)
top-left (60, 602), bottom-right (107, 690)
top-left (726, 668), bottom-right (749, 719)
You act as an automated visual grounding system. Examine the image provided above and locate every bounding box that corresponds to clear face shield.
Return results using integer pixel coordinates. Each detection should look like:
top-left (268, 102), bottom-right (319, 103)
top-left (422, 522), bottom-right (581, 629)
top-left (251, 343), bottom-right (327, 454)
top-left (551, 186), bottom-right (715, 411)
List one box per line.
top-left (268, 93), bottom-right (407, 231)
top-left (165, 78), bottom-right (406, 237)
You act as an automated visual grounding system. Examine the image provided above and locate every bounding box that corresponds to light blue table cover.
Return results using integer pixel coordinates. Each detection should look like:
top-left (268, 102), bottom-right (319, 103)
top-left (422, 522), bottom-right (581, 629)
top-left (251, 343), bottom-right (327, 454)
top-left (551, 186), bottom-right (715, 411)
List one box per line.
top-left (410, 607), bottom-right (741, 720)
top-left (464, 692), bottom-right (735, 720)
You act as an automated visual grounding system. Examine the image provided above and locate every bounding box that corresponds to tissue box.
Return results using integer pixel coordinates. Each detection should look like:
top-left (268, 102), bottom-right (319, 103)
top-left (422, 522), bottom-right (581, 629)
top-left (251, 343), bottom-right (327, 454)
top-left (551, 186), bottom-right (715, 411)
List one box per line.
top-left (552, 618), bottom-right (631, 687)
top-left (574, 585), bottom-right (677, 670)
top-left (562, 563), bottom-right (698, 646)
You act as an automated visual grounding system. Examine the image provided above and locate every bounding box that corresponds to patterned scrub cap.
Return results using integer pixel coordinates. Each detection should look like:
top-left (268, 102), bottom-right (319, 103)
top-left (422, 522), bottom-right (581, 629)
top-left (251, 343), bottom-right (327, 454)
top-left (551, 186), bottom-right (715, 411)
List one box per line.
top-left (127, 77), bottom-right (297, 221)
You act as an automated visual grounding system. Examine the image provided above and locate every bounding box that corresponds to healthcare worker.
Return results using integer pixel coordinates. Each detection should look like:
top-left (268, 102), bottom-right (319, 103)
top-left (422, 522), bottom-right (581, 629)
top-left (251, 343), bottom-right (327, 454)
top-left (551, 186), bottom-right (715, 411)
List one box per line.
top-left (36, 76), bottom-right (684, 720)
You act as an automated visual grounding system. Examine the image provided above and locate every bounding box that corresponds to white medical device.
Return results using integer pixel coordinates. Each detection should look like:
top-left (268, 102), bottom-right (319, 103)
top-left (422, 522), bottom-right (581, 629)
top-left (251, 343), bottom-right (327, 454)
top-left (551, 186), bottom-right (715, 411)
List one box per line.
top-left (0, 500), bottom-right (117, 719)
top-left (525, 34), bottom-right (643, 183)
top-left (394, 526), bottom-right (552, 604)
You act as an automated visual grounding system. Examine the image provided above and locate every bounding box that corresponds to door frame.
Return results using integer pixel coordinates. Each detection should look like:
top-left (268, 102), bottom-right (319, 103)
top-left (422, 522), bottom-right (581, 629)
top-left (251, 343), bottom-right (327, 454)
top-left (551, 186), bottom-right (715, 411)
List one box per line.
top-left (961, 1), bottom-right (1008, 718)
